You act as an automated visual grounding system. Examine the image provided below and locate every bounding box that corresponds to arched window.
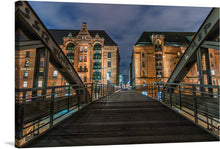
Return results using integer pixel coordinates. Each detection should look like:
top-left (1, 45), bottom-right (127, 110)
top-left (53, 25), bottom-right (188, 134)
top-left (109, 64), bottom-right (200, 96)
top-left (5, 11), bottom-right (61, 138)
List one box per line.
top-left (93, 53), bottom-right (101, 59)
top-left (67, 43), bottom-right (75, 51)
top-left (93, 71), bottom-right (101, 80)
top-left (155, 39), bottom-right (162, 50)
top-left (67, 53), bottom-right (74, 60)
top-left (94, 43), bottom-right (101, 51)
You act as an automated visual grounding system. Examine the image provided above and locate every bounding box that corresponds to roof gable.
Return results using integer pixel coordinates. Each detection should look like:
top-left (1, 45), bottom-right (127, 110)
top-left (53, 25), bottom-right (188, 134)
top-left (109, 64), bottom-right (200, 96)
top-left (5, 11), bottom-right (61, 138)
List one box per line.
top-left (135, 32), bottom-right (195, 46)
top-left (48, 29), bottom-right (117, 46)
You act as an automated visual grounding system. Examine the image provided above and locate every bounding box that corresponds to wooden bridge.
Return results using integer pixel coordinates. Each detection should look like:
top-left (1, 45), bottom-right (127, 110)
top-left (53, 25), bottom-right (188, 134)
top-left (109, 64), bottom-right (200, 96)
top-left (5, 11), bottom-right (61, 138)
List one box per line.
top-left (24, 90), bottom-right (218, 147)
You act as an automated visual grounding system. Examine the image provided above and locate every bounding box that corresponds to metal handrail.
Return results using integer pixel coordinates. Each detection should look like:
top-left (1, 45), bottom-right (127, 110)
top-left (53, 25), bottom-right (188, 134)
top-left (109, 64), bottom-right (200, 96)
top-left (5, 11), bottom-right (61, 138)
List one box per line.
top-left (15, 83), bottom-right (117, 147)
top-left (134, 82), bottom-right (220, 136)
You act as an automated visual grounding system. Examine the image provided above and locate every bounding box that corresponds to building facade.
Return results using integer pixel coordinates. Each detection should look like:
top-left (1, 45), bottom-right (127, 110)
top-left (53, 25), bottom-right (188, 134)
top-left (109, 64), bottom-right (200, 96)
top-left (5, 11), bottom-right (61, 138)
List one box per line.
top-left (131, 32), bottom-right (220, 86)
top-left (15, 22), bottom-right (120, 90)
top-left (49, 22), bottom-right (120, 86)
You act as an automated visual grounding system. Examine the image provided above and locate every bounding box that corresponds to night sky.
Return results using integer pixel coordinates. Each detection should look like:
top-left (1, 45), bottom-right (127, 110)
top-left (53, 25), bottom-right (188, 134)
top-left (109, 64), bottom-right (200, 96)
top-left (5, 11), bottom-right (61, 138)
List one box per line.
top-left (29, 1), bottom-right (212, 83)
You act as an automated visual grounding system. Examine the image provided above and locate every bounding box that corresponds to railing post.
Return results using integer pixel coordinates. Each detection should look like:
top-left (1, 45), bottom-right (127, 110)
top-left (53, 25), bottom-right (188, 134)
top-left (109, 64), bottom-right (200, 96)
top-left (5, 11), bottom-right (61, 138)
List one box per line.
top-left (95, 83), bottom-right (97, 99)
top-left (192, 85), bottom-right (198, 123)
top-left (146, 84), bottom-right (148, 94)
top-left (85, 84), bottom-right (88, 103)
top-left (157, 82), bottom-right (161, 101)
top-left (50, 87), bottom-right (55, 128)
top-left (67, 86), bottom-right (70, 112)
top-left (151, 84), bottom-right (153, 97)
top-left (100, 84), bottom-right (103, 97)
top-left (154, 84), bottom-right (156, 98)
top-left (162, 85), bottom-right (165, 102)
top-left (103, 84), bottom-right (105, 96)
top-left (17, 90), bottom-right (26, 140)
top-left (178, 85), bottom-right (182, 110)
top-left (91, 83), bottom-right (93, 102)
top-left (169, 86), bottom-right (172, 107)
top-left (77, 85), bottom-right (80, 111)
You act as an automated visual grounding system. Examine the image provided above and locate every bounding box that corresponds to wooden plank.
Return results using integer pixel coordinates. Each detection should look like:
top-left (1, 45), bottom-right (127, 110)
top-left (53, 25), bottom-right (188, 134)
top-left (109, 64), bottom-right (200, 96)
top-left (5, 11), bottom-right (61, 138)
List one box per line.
top-left (24, 90), bottom-right (218, 147)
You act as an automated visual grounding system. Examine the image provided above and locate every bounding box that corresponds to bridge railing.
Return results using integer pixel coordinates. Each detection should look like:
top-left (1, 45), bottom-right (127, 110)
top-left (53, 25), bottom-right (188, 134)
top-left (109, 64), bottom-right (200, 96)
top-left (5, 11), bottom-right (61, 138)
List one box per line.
top-left (15, 83), bottom-right (116, 147)
top-left (134, 82), bottom-right (220, 136)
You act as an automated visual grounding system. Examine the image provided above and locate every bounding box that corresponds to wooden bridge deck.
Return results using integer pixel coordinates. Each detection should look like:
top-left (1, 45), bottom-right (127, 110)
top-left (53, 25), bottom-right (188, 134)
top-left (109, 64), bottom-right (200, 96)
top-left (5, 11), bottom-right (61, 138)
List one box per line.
top-left (25, 90), bottom-right (218, 147)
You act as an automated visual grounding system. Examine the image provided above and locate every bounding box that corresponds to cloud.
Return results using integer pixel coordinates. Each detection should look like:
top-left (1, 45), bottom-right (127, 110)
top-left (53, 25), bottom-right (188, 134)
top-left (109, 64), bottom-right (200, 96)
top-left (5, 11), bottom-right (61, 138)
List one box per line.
top-left (29, 1), bottom-right (211, 82)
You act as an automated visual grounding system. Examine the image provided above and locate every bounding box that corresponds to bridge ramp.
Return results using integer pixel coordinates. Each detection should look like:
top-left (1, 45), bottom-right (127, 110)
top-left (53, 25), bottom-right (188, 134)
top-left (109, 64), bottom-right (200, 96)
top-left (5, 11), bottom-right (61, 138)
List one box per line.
top-left (25, 90), bottom-right (218, 147)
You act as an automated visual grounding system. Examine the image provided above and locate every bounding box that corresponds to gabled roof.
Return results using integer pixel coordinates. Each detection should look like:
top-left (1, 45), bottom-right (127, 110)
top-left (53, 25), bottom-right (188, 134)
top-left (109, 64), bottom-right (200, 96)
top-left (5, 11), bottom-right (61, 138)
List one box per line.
top-left (135, 32), bottom-right (195, 46)
top-left (48, 29), bottom-right (117, 46)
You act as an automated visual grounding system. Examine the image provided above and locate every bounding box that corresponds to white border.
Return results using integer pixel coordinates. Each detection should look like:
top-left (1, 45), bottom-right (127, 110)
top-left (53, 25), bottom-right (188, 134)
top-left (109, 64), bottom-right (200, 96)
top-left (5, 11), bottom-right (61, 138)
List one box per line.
top-left (0, 0), bottom-right (219, 149)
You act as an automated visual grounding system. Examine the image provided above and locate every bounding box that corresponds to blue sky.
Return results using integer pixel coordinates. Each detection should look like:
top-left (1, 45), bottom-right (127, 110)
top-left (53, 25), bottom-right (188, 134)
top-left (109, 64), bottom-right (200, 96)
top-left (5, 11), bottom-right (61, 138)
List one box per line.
top-left (29, 1), bottom-right (212, 83)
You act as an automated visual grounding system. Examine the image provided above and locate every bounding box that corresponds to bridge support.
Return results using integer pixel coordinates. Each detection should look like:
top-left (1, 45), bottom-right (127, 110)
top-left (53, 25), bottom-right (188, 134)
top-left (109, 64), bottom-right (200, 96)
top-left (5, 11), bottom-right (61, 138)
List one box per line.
top-left (196, 48), bottom-right (213, 95)
top-left (197, 48), bottom-right (205, 93)
top-left (32, 47), bottom-right (50, 97)
top-left (203, 48), bottom-right (213, 95)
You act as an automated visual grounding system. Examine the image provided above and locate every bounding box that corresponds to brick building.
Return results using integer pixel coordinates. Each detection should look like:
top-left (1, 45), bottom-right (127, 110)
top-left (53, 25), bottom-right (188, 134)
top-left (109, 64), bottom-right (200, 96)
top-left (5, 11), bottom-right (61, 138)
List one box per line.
top-left (49, 22), bottom-right (120, 86)
top-left (130, 32), bottom-right (220, 86)
top-left (15, 22), bottom-right (120, 89)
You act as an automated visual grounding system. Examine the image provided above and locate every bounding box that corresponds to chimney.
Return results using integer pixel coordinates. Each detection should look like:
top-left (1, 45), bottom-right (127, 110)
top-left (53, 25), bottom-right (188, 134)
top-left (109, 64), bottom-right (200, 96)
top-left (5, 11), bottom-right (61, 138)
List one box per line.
top-left (82, 22), bottom-right (87, 28)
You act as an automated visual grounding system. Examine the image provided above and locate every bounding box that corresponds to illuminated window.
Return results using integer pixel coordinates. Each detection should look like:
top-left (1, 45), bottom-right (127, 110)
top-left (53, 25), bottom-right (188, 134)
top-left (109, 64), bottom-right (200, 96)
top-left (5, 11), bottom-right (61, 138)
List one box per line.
top-left (80, 55), bottom-right (83, 62)
top-left (67, 43), bottom-right (74, 50)
top-left (80, 46), bottom-right (83, 52)
top-left (211, 70), bottom-right (215, 75)
top-left (85, 46), bottom-right (87, 52)
top-left (25, 61), bottom-right (29, 67)
top-left (93, 71), bottom-right (101, 80)
top-left (38, 81), bottom-right (42, 87)
top-left (23, 81), bottom-right (27, 88)
top-left (67, 53), bottom-right (74, 59)
top-left (24, 71), bottom-right (28, 78)
top-left (93, 53), bottom-right (101, 59)
top-left (94, 43), bottom-right (101, 51)
top-left (84, 55), bottom-right (87, 62)
top-left (156, 71), bottom-right (162, 75)
top-left (107, 71), bottom-right (111, 80)
top-left (108, 71), bottom-right (111, 77)
top-left (40, 61), bottom-right (44, 67)
top-left (53, 70), bottom-right (57, 77)
top-left (93, 62), bottom-right (101, 69)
